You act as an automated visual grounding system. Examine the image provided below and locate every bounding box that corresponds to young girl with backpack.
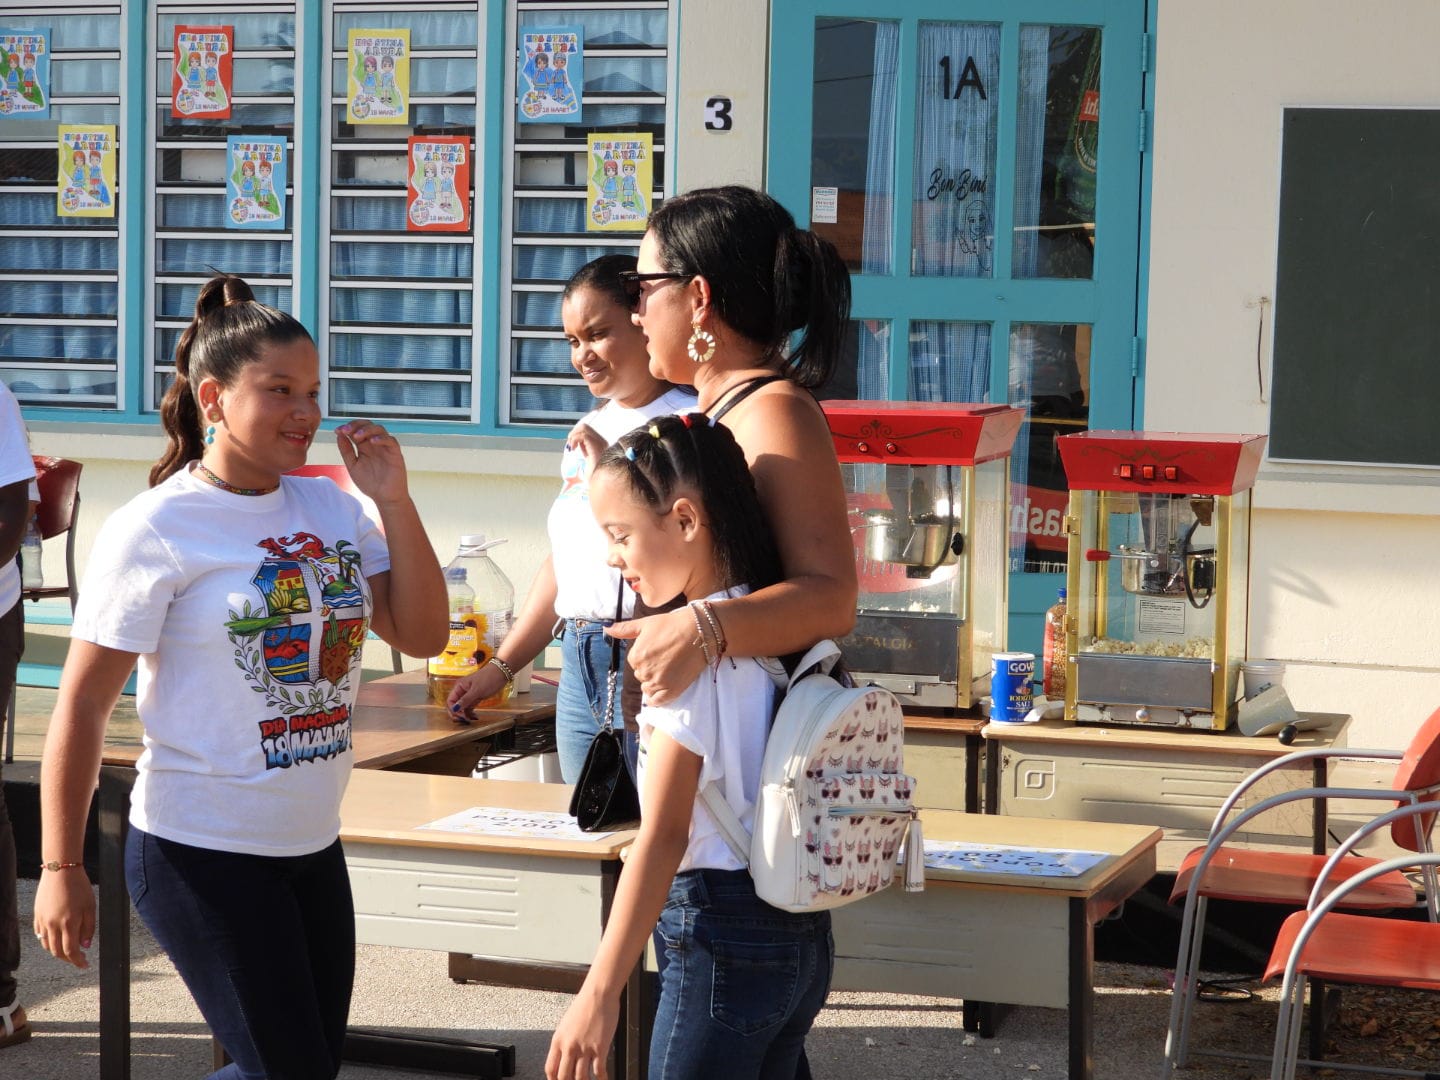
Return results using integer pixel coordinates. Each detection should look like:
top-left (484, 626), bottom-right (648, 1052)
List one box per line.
top-left (546, 413), bottom-right (832, 1080)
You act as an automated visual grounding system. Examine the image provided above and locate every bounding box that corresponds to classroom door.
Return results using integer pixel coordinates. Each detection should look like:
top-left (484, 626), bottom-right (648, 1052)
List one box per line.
top-left (770, 0), bottom-right (1149, 651)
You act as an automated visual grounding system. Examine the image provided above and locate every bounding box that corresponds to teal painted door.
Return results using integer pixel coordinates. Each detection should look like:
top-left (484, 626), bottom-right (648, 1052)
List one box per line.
top-left (769, 0), bottom-right (1147, 654)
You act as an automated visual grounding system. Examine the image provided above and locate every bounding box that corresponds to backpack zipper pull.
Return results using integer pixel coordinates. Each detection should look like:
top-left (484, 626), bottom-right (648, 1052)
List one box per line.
top-left (783, 779), bottom-right (802, 837)
top-left (904, 812), bottom-right (926, 893)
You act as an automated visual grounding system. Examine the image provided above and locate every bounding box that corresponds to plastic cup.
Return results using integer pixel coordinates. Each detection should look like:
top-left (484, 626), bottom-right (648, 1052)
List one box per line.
top-left (1241, 660), bottom-right (1286, 699)
top-left (514, 661), bottom-right (534, 694)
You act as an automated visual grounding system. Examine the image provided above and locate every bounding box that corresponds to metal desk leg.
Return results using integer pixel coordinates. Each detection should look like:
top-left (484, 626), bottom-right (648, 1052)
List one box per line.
top-left (98, 766), bottom-right (133, 1080)
top-left (1312, 757), bottom-right (1328, 855)
top-left (1068, 896), bottom-right (1094, 1080)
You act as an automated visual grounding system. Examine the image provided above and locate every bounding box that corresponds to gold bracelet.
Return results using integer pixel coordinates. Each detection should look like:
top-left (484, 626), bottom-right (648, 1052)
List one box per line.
top-left (40, 860), bottom-right (83, 872)
top-left (486, 656), bottom-right (517, 686)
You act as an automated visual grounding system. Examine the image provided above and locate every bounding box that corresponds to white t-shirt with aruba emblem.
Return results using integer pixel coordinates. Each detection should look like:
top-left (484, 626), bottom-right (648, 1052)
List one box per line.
top-left (71, 466), bottom-right (390, 856)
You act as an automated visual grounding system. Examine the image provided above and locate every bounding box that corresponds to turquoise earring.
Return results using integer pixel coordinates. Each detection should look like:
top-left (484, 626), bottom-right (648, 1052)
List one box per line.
top-left (204, 408), bottom-right (220, 447)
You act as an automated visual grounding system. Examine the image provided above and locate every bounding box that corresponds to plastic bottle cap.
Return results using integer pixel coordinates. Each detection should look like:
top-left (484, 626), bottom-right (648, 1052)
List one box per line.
top-left (459, 533), bottom-right (487, 547)
top-left (1058, 587), bottom-right (1067, 600)
top-left (458, 533), bottom-right (508, 555)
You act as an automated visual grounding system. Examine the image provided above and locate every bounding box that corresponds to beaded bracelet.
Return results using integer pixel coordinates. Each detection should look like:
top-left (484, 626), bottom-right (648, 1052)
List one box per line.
top-left (486, 656), bottom-right (517, 687)
top-left (689, 604), bottom-right (716, 665)
top-left (40, 860), bottom-right (83, 872)
top-left (694, 599), bottom-right (728, 658)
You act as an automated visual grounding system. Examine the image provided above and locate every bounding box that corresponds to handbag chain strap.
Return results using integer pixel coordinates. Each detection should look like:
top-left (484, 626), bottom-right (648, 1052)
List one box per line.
top-left (601, 578), bottom-right (625, 735)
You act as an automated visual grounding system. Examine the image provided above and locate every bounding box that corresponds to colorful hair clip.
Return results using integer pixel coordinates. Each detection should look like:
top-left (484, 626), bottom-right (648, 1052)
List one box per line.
top-left (648, 423), bottom-right (661, 438)
top-left (678, 413), bottom-right (695, 428)
top-left (624, 446), bottom-right (637, 461)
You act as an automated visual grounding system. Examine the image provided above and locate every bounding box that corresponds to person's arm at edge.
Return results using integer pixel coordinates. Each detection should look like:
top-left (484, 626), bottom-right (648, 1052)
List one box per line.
top-left (546, 731), bottom-right (699, 1080)
top-left (0, 479), bottom-right (31, 566)
top-left (33, 640), bottom-right (139, 968)
top-left (449, 555), bottom-right (561, 714)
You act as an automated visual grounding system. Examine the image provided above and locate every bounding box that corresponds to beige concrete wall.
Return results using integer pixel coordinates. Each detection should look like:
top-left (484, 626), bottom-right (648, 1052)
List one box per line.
top-left (1147, 0), bottom-right (1440, 746)
top-left (672, 0), bottom-right (770, 191)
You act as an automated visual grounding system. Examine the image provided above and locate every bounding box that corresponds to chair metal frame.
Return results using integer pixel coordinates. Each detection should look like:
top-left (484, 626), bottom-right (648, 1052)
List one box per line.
top-left (1161, 738), bottom-right (1440, 1077)
top-left (1269, 802), bottom-right (1440, 1080)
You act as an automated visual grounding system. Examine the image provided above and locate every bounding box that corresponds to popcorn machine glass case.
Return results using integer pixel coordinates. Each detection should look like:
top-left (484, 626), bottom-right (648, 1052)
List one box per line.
top-left (1057, 431), bottom-right (1267, 730)
top-left (823, 401), bottom-right (1024, 710)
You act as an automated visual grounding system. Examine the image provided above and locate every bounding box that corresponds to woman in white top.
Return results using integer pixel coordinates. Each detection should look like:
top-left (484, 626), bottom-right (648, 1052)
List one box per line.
top-left (33, 274), bottom-right (446, 1080)
top-left (547, 413), bottom-right (832, 1079)
top-left (447, 255), bottom-right (692, 781)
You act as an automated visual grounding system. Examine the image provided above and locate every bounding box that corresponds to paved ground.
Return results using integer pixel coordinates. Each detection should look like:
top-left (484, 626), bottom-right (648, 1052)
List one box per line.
top-left (7, 682), bottom-right (1438, 1079)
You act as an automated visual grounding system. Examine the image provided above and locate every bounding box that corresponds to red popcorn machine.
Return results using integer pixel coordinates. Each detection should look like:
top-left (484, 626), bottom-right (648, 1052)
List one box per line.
top-left (822, 400), bottom-right (1024, 710)
top-left (1056, 430), bottom-right (1267, 730)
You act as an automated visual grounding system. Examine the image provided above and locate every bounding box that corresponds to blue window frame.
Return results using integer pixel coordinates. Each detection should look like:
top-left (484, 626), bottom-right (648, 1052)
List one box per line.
top-left (769, 0), bottom-right (1150, 649)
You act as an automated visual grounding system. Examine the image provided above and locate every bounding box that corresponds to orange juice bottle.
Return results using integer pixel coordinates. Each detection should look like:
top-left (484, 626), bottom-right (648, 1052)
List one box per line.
top-left (427, 567), bottom-right (479, 706)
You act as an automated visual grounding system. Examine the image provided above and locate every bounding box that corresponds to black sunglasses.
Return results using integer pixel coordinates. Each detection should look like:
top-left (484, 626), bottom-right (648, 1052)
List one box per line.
top-left (618, 270), bottom-right (690, 302)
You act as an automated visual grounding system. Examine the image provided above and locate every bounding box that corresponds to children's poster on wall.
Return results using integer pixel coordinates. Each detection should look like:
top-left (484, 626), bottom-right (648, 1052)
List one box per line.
top-left (517, 27), bottom-right (582, 124)
top-left (0, 30), bottom-right (49, 119)
top-left (586, 133), bottom-right (651, 232)
top-left (406, 136), bottom-right (470, 232)
top-left (225, 136), bottom-right (286, 230)
top-left (57, 126), bottom-right (115, 218)
top-left (172, 26), bottom-right (233, 119)
top-left (346, 29), bottom-right (409, 125)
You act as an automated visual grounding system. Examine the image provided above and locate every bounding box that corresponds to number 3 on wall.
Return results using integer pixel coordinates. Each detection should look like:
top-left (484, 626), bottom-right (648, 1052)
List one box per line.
top-left (704, 95), bottom-right (733, 131)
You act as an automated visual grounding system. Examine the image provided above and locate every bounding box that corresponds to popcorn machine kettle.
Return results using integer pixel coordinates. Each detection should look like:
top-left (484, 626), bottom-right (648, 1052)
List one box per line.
top-left (1056, 431), bottom-right (1267, 730)
top-left (822, 401), bottom-right (1024, 710)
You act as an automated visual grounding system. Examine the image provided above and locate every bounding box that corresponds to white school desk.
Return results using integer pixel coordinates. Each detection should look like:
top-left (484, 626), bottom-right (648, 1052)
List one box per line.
top-left (829, 811), bottom-right (1162, 1080)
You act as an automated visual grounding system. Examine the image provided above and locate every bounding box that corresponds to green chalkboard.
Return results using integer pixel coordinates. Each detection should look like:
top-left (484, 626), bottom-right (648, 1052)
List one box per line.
top-left (1271, 108), bottom-right (1440, 466)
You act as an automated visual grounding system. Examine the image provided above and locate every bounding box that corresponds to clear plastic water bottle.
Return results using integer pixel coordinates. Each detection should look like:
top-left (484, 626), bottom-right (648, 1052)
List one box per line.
top-left (427, 535), bottom-right (515, 707)
top-left (20, 516), bottom-right (43, 590)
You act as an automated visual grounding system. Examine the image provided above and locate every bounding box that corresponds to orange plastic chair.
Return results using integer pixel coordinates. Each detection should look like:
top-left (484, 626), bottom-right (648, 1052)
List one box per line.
top-left (1161, 706), bottom-right (1440, 1076)
top-left (1265, 802), bottom-right (1440, 1080)
top-left (24, 455), bottom-right (82, 609)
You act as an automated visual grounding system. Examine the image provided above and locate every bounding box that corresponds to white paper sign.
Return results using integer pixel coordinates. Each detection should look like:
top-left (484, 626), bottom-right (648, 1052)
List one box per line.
top-left (924, 840), bottom-right (1108, 878)
top-left (1137, 597), bottom-right (1187, 635)
top-left (416, 805), bottom-right (615, 842)
top-left (810, 185), bottom-right (838, 224)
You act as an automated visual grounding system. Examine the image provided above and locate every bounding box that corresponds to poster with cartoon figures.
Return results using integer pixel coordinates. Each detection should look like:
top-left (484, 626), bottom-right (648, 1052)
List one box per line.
top-left (586, 133), bottom-right (651, 232)
top-left (517, 27), bottom-right (582, 124)
top-left (172, 25), bottom-right (233, 119)
top-left (406, 136), bottom-right (470, 233)
top-left (346, 29), bottom-right (409, 125)
top-left (0, 29), bottom-right (49, 119)
top-left (56, 126), bottom-right (115, 218)
top-left (227, 532), bottom-right (370, 771)
top-left (225, 136), bottom-right (286, 230)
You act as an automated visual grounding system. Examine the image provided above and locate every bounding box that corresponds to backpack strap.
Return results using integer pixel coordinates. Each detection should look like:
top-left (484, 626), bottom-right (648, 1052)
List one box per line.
top-left (699, 782), bottom-right (751, 866)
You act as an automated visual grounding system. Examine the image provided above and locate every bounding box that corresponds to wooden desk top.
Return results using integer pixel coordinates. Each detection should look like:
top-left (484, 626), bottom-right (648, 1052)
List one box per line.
top-left (916, 809), bottom-right (1160, 897)
top-left (349, 669), bottom-right (555, 770)
top-left (341, 768), bottom-right (635, 861)
top-left (902, 710), bottom-right (988, 736)
top-left (980, 713), bottom-right (1351, 757)
top-left (99, 669), bottom-right (558, 773)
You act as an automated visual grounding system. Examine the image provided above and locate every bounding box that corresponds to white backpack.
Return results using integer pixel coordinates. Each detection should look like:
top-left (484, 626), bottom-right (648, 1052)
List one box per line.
top-left (701, 640), bottom-right (925, 912)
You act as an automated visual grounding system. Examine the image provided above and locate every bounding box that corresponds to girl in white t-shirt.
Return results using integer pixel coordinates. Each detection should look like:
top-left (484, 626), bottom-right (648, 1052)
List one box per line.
top-left (546, 414), bottom-right (832, 1080)
top-left (447, 255), bottom-right (693, 782)
top-left (33, 274), bottom-right (447, 1080)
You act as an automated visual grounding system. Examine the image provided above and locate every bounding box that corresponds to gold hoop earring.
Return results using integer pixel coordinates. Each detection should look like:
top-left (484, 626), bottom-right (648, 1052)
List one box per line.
top-left (687, 323), bottom-right (717, 364)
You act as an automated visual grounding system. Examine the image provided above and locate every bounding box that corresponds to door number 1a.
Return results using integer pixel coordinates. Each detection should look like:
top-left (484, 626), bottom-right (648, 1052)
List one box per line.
top-left (938, 55), bottom-right (987, 100)
top-left (704, 96), bottom-right (733, 131)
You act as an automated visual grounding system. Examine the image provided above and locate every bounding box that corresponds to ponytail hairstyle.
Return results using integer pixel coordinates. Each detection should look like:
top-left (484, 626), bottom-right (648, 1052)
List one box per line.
top-left (150, 274), bottom-right (312, 487)
top-left (563, 252), bottom-right (639, 313)
top-left (596, 414), bottom-right (782, 596)
top-left (645, 185), bottom-right (851, 388)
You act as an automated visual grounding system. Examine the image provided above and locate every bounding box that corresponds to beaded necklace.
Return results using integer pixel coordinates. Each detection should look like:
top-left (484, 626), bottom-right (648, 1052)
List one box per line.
top-left (194, 461), bottom-right (280, 497)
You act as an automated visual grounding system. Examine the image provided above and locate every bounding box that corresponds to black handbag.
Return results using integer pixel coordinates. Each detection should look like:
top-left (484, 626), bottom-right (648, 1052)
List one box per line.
top-left (568, 582), bottom-right (640, 831)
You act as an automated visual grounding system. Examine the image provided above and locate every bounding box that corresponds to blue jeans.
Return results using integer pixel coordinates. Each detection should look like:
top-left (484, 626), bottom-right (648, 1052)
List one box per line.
top-left (125, 828), bottom-right (355, 1080)
top-left (555, 619), bottom-right (633, 784)
top-left (650, 869), bottom-right (833, 1080)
